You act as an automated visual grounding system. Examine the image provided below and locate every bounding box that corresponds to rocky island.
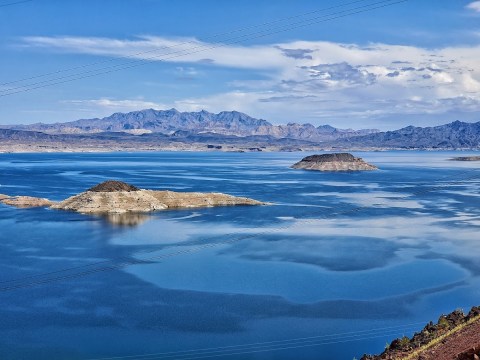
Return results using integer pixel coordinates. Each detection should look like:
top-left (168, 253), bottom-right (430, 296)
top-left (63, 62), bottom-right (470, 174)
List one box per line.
top-left (0, 180), bottom-right (266, 214)
top-left (0, 194), bottom-right (54, 208)
top-left (291, 153), bottom-right (378, 171)
top-left (450, 156), bottom-right (480, 161)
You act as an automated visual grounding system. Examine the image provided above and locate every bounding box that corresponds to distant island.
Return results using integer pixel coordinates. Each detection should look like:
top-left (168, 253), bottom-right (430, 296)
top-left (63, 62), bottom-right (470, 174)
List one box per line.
top-left (0, 109), bottom-right (479, 152)
top-left (450, 156), bottom-right (480, 161)
top-left (291, 153), bottom-right (378, 171)
top-left (0, 180), bottom-right (266, 214)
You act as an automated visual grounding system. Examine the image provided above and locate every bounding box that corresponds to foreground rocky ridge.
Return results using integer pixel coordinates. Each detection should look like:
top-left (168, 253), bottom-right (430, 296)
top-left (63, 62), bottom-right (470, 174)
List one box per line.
top-left (0, 180), bottom-right (266, 214)
top-left (361, 306), bottom-right (480, 360)
top-left (292, 153), bottom-right (378, 171)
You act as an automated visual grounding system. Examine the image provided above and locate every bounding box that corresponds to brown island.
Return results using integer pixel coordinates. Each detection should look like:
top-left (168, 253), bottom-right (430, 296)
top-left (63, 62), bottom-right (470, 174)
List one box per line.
top-left (292, 153), bottom-right (378, 171)
top-left (0, 180), bottom-right (266, 214)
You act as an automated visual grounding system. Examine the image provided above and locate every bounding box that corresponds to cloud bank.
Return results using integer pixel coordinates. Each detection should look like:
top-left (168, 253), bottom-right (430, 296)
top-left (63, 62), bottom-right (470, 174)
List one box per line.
top-left (21, 35), bottom-right (480, 128)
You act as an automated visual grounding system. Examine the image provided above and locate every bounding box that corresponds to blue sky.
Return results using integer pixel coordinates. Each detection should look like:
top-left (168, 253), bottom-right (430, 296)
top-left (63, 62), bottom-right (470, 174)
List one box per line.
top-left (1, 0), bottom-right (480, 129)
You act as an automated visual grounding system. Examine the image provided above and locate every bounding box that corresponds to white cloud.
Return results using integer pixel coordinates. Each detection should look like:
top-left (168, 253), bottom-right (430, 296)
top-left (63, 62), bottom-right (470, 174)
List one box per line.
top-left (64, 98), bottom-right (166, 111)
top-left (175, 66), bottom-right (199, 79)
top-left (22, 35), bottom-right (480, 128)
top-left (22, 35), bottom-right (289, 70)
top-left (467, 1), bottom-right (480, 12)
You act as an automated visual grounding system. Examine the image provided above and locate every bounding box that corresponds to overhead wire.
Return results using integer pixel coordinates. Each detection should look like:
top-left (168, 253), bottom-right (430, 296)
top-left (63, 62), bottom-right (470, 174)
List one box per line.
top-left (0, 0), bottom-right (387, 87)
top-left (0, 0), bottom-right (404, 93)
top-left (0, 0), bottom-right (409, 97)
top-left (84, 321), bottom-right (426, 360)
top-left (0, 0), bottom-right (33, 8)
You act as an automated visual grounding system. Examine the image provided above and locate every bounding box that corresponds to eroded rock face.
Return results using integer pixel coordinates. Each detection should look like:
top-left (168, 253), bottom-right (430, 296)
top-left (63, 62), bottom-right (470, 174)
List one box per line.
top-left (1, 181), bottom-right (266, 214)
top-left (457, 346), bottom-right (480, 360)
top-left (51, 189), bottom-right (265, 214)
top-left (146, 190), bottom-right (264, 209)
top-left (51, 190), bottom-right (168, 213)
top-left (0, 195), bottom-right (55, 208)
top-left (292, 153), bottom-right (378, 171)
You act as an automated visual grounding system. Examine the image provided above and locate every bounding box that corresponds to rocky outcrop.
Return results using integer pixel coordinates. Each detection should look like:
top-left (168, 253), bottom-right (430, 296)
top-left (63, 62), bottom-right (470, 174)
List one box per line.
top-left (51, 189), bottom-right (168, 213)
top-left (361, 306), bottom-right (480, 360)
top-left (145, 190), bottom-right (263, 209)
top-left (457, 345), bottom-right (480, 360)
top-left (291, 153), bottom-right (377, 171)
top-left (52, 189), bottom-right (264, 214)
top-left (1, 181), bottom-right (266, 214)
top-left (0, 194), bottom-right (55, 208)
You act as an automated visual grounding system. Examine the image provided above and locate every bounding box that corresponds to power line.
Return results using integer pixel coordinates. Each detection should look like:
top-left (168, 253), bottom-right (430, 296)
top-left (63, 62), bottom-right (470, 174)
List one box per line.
top-left (0, 0), bottom-right (404, 93)
top-left (132, 330), bottom-right (411, 360)
top-left (85, 323), bottom-right (425, 360)
top-left (0, 0), bottom-right (406, 94)
top-left (0, 0), bottom-right (409, 97)
top-left (0, 0), bottom-right (382, 87)
top-left (0, 167), bottom-right (477, 292)
top-left (0, 0), bottom-right (33, 8)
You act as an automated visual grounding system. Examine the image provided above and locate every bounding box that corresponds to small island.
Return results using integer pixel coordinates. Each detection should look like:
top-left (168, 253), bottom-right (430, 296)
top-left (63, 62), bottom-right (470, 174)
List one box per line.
top-left (450, 156), bottom-right (480, 161)
top-left (291, 153), bottom-right (378, 171)
top-left (0, 180), bottom-right (266, 214)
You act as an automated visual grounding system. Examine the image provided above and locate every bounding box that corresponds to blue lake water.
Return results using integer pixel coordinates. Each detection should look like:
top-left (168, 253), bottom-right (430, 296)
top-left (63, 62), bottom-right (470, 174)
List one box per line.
top-left (0, 151), bottom-right (479, 360)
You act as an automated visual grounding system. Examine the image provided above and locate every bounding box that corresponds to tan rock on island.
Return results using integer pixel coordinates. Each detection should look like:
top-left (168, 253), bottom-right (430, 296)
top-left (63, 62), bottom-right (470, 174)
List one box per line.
top-left (0, 194), bottom-right (55, 208)
top-left (292, 153), bottom-right (378, 171)
top-left (0, 180), bottom-right (266, 214)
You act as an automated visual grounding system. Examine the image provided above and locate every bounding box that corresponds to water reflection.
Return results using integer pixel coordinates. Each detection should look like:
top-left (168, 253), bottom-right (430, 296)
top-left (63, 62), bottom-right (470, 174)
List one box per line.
top-left (0, 151), bottom-right (479, 360)
top-left (103, 213), bottom-right (152, 227)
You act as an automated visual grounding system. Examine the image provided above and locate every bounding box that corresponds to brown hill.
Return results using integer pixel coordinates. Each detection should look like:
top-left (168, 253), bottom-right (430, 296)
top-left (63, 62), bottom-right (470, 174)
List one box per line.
top-left (88, 180), bottom-right (139, 192)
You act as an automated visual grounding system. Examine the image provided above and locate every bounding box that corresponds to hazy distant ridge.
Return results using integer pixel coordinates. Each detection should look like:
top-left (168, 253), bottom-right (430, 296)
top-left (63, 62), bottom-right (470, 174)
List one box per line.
top-left (1, 110), bottom-right (479, 150)
top-left (7, 108), bottom-right (379, 142)
top-left (338, 120), bottom-right (480, 149)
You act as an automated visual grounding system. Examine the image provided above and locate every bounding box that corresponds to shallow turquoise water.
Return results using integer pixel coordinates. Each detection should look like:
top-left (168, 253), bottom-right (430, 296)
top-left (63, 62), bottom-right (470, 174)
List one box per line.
top-left (0, 151), bottom-right (479, 360)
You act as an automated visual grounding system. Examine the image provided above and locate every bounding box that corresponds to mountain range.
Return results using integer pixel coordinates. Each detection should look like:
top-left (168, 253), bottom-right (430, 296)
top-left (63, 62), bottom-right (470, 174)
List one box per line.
top-left (336, 120), bottom-right (480, 149)
top-left (4, 108), bottom-right (378, 142)
top-left (1, 109), bottom-right (479, 151)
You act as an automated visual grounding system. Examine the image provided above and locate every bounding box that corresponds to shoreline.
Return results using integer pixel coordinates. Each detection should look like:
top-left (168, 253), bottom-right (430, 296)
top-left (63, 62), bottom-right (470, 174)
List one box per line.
top-left (1, 144), bottom-right (479, 154)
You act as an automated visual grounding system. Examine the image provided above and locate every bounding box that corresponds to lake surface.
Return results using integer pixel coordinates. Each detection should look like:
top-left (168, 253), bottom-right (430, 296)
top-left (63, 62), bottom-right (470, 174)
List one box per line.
top-left (0, 151), bottom-right (479, 360)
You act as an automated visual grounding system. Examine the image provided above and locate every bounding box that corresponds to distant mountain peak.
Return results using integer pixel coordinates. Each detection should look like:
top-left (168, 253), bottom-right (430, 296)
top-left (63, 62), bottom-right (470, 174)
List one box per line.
top-left (6, 108), bottom-right (380, 142)
top-left (338, 120), bottom-right (480, 149)
top-left (2, 118), bottom-right (479, 150)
